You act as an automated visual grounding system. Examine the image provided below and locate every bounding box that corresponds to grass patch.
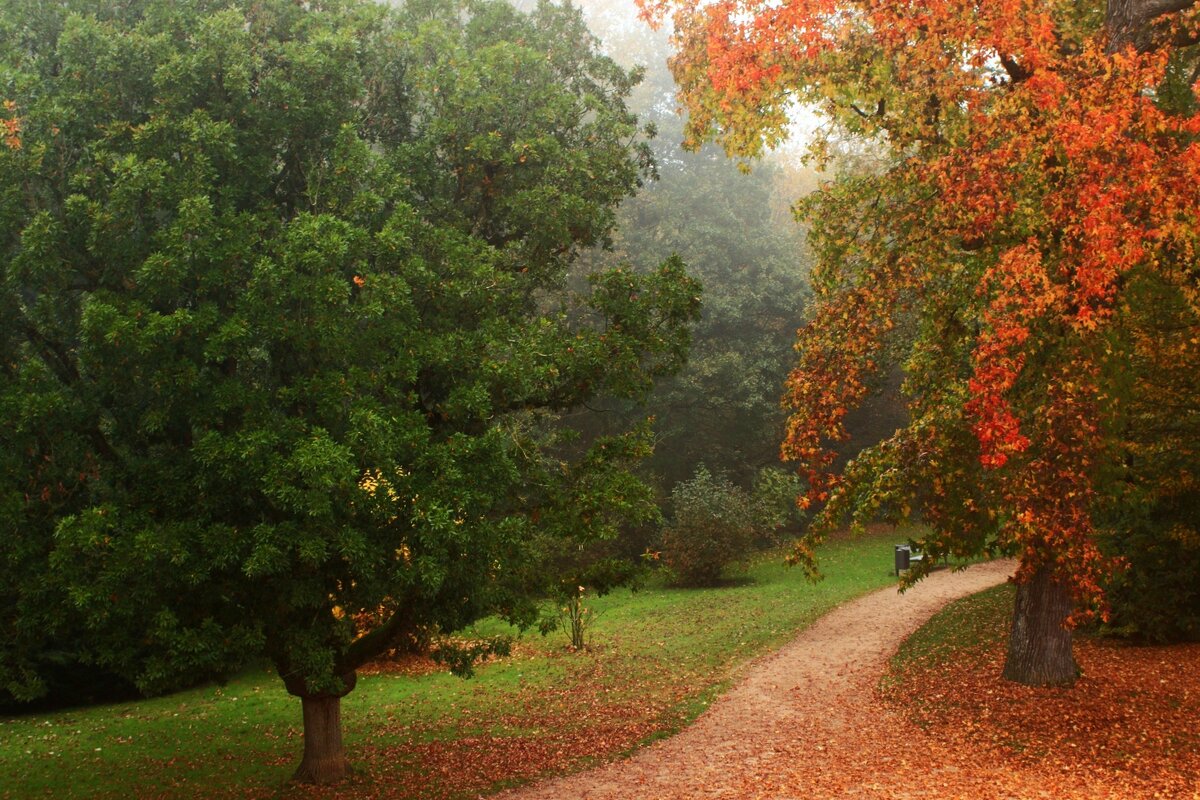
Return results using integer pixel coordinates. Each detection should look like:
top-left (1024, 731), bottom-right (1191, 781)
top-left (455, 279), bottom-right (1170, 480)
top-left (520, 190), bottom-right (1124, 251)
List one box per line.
top-left (879, 582), bottom-right (1013, 726)
top-left (2, 525), bottom-right (938, 799)
top-left (887, 582), bottom-right (1014, 676)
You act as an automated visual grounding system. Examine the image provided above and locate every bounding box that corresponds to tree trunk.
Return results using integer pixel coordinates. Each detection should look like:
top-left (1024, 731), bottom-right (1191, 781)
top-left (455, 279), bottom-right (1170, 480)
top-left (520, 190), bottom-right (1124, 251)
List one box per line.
top-left (283, 671), bottom-right (357, 784)
top-left (1002, 565), bottom-right (1080, 686)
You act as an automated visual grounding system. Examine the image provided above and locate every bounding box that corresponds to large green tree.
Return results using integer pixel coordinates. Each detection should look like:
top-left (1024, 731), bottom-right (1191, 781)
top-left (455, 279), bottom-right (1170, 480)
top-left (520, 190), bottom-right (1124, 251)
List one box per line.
top-left (0, 0), bottom-right (698, 783)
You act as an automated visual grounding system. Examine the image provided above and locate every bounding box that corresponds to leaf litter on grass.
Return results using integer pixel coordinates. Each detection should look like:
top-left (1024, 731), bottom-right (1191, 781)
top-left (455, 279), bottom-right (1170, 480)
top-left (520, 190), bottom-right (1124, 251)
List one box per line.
top-left (881, 586), bottom-right (1200, 799)
top-left (3, 529), bottom-right (907, 800)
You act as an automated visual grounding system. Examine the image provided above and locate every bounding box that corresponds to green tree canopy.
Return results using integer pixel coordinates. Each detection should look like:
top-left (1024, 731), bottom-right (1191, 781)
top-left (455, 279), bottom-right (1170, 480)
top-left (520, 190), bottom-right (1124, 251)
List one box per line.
top-left (0, 0), bottom-right (698, 782)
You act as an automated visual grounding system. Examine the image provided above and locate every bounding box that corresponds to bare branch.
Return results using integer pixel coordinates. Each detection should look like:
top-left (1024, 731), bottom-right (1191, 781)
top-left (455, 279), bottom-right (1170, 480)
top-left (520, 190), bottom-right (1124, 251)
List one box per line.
top-left (849, 99), bottom-right (885, 119)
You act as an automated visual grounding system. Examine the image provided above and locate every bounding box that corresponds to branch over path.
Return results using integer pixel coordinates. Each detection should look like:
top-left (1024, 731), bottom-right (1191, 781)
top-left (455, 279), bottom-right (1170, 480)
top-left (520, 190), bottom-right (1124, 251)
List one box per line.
top-left (497, 559), bottom-right (1151, 799)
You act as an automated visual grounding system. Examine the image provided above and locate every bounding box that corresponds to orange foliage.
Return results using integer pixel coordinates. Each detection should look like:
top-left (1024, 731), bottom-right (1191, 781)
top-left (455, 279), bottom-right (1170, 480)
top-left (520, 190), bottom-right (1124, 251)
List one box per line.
top-left (643, 0), bottom-right (1200, 617)
top-left (2, 99), bottom-right (20, 150)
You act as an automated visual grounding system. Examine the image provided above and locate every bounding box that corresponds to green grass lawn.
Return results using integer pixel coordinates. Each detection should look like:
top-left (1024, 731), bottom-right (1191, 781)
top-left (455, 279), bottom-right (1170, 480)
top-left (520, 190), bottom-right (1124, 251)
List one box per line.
top-left (2, 526), bottom-right (930, 799)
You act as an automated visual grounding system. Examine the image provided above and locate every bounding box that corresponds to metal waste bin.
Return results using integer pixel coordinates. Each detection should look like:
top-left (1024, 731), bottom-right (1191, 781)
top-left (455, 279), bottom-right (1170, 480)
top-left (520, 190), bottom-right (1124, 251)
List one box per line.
top-left (894, 544), bottom-right (911, 575)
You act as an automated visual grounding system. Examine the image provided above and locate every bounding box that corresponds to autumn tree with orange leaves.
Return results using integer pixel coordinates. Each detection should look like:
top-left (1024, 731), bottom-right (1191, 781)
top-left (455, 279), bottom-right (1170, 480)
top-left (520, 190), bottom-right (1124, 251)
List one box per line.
top-left (641, 0), bottom-right (1200, 685)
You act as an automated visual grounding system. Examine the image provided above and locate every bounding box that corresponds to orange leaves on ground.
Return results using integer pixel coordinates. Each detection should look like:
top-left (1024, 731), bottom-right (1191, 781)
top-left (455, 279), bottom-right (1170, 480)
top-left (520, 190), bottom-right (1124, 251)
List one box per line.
top-left (884, 635), bottom-right (1200, 798)
top-left (262, 650), bottom-right (696, 800)
top-left (367, 690), bottom-right (667, 800)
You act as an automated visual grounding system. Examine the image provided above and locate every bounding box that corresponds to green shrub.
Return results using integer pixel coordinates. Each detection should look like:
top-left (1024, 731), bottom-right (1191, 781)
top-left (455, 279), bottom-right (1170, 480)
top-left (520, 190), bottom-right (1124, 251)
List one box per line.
top-left (1100, 497), bottom-right (1200, 643)
top-left (750, 466), bottom-right (805, 545)
top-left (660, 466), bottom-right (759, 586)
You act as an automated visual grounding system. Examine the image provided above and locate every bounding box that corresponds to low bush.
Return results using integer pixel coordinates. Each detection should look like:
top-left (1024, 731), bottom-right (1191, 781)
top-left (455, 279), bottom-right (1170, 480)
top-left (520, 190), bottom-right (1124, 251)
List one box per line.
top-left (660, 466), bottom-right (760, 587)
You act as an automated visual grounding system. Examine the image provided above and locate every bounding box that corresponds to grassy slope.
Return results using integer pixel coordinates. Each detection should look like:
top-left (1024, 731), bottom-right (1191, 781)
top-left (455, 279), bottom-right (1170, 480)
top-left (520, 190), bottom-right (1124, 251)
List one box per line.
top-left (1, 526), bottom-right (924, 799)
top-left (884, 583), bottom-right (1014, 681)
top-left (879, 582), bottom-right (1014, 722)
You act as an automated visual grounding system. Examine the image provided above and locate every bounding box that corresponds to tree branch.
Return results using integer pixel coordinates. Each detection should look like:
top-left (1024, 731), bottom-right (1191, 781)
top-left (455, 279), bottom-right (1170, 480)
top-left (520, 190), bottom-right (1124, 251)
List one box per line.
top-left (1172, 26), bottom-right (1200, 46)
top-left (999, 54), bottom-right (1033, 84)
top-left (1143, 0), bottom-right (1200, 18)
top-left (339, 602), bottom-right (418, 670)
top-left (849, 99), bottom-right (885, 120)
top-left (1107, 0), bottom-right (1200, 53)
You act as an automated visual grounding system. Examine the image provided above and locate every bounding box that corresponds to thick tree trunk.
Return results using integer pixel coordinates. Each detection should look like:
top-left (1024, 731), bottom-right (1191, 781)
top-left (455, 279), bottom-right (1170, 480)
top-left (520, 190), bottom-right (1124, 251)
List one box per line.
top-left (283, 671), bottom-right (357, 784)
top-left (1108, 0), bottom-right (1149, 52)
top-left (1002, 565), bottom-right (1080, 686)
top-left (294, 693), bottom-right (351, 784)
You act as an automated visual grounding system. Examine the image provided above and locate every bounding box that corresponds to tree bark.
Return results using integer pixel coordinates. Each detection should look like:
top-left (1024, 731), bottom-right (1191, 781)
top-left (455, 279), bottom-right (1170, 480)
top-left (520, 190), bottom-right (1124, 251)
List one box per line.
top-left (1002, 565), bottom-right (1080, 686)
top-left (1106, 0), bottom-right (1200, 53)
top-left (284, 671), bottom-right (357, 784)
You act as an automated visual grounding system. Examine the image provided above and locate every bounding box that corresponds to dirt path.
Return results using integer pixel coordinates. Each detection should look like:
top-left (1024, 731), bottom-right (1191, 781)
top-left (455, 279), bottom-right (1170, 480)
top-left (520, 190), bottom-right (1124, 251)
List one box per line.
top-left (495, 559), bottom-right (1169, 800)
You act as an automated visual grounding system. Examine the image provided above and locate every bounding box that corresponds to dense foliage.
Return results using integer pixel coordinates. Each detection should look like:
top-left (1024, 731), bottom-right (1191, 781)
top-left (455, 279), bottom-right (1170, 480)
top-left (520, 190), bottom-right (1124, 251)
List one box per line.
top-left (644, 0), bottom-right (1200, 683)
top-left (0, 0), bottom-right (699, 780)
top-left (1098, 268), bottom-right (1200, 642)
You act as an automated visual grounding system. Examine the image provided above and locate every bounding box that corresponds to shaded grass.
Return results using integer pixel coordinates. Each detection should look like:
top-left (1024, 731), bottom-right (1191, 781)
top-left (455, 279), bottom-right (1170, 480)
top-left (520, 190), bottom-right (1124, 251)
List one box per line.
top-left (2, 525), bottom-right (930, 799)
top-left (886, 583), bottom-right (1014, 676)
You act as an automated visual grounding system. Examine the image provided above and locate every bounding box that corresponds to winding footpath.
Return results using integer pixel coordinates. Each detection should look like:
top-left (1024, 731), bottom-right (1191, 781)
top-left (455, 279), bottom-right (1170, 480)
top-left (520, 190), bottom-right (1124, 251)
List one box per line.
top-left (495, 559), bottom-right (1177, 799)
